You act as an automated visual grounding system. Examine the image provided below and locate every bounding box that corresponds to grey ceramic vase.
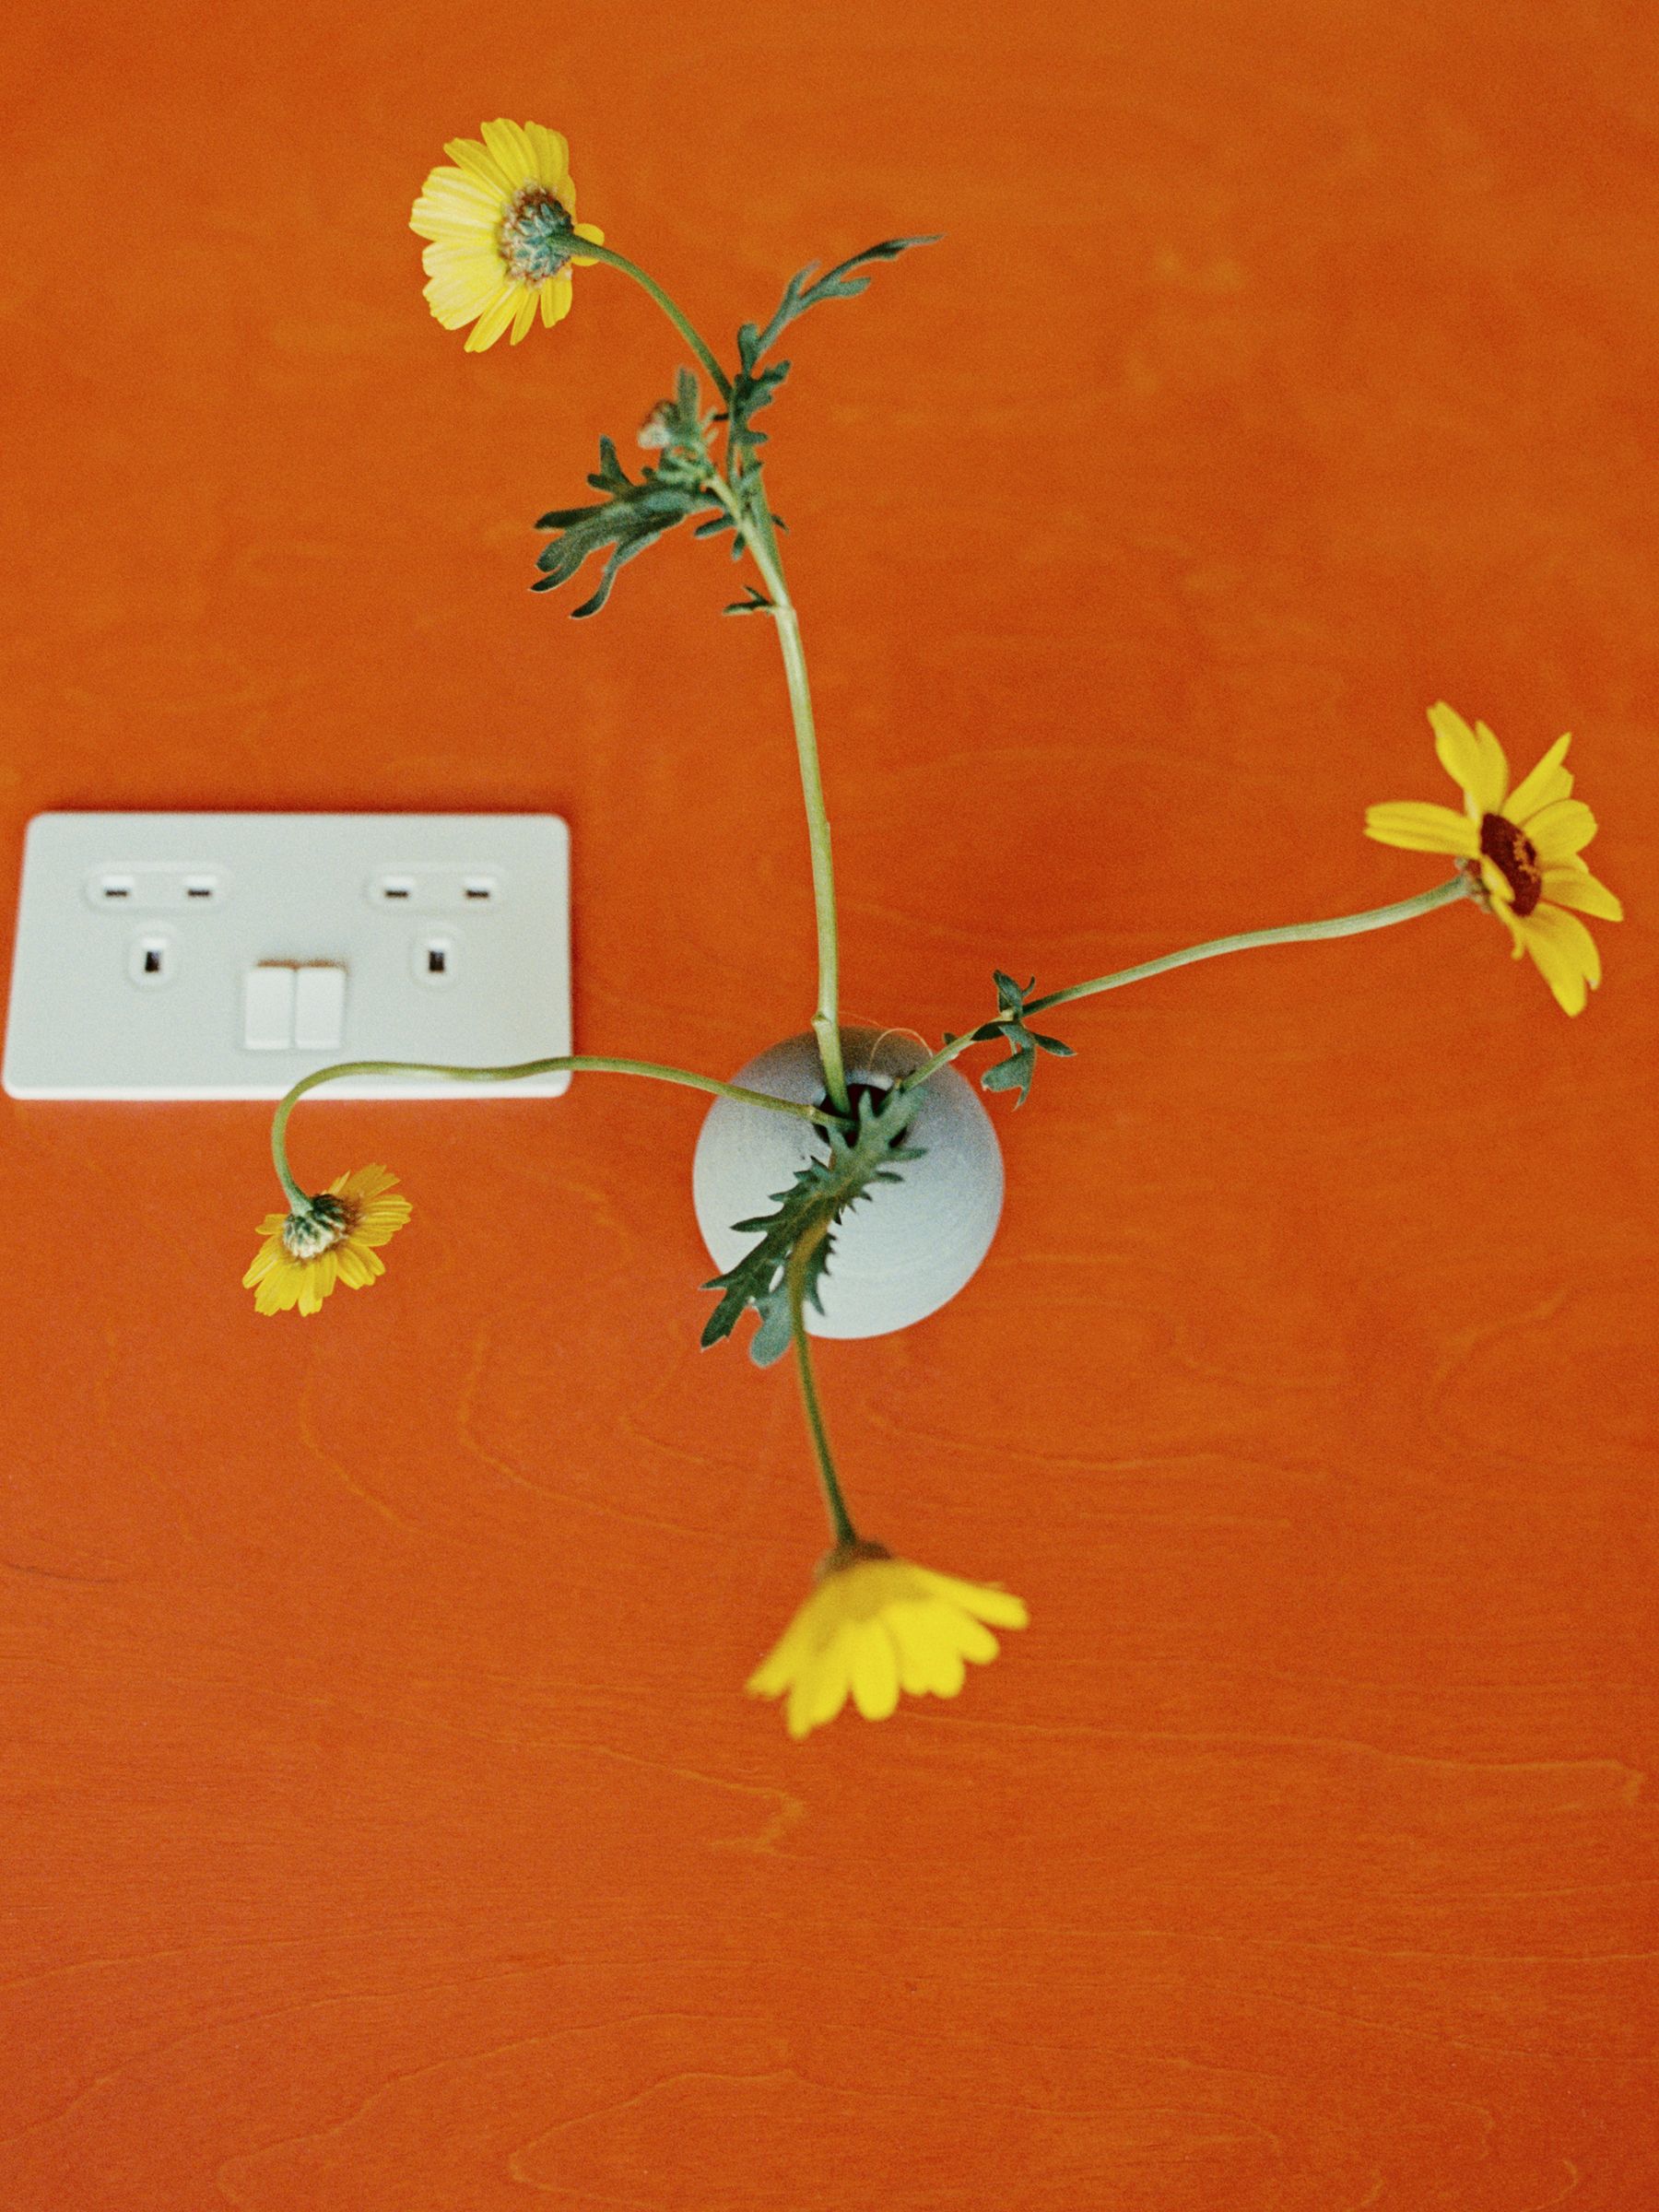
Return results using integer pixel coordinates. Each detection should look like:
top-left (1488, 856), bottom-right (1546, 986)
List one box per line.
top-left (692, 1025), bottom-right (1004, 1339)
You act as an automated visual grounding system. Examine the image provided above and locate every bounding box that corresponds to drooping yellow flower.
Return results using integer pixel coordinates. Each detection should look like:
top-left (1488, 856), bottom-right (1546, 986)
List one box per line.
top-left (243, 1166), bottom-right (412, 1317)
top-left (409, 120), bottom-right (606, 352)
top-left (1366, 703), bottom-right (1622, 1015)
top-left (749, 1542), bottom-right (1029, 1740)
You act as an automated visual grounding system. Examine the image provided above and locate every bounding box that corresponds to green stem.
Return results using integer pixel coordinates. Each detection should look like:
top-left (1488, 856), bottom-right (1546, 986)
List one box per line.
top-left (786, 1226), bottom-right (857, 1547)
top-left (271, 1053), bottom-right (835, 1212)
top-left (707, 476), bottom-right (849, 1115)
top-left (899, 876), bottom-right (1474, 1094)
top-left (577, 242), bottom-right (732, 402)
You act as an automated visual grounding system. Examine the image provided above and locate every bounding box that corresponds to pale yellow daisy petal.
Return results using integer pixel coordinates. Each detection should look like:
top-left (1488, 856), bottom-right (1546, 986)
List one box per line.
top-left (525, 124), bottom-right (570, 188)
top-left (1363, 801), bottom-right (1480, 857)
top-left (849, 1621), bottom-right (900, 1721)
top-left (806, 1630), bottom-right (857, 1732)
top-left (254, 1271), bottom-right (299, 1315)
top-left (480, 118), bottom-right (537, 186)
top-left (1429, 702), bottom-right (1508, 818)
top-left (422, 237), bottom-right (502, 273)
top-left (773, 1580), bottom-right (843, 1674)
top-left (464, 287), bottom-right (521, 353)
top-left (410, 186), bottom-right (501, 241)
top-left (509, 289), bottom-right (540, 344)
top-left (420, 166), bottom-right (503, 210)
top-left (344, 1164), bottom-right (400, 1201)
top-left (1526, 798), bottom-right (1598, 864)
top-left (541, 273), bottom-right (574, 326)
top-left (1542, 869), bottom-right (1623, 923)
top-left (1513, 905), bottom-right (1596, 1014)
top-left (571, 222), bottom-right (605, 266)
top-left (444, 135), bottom-right (516, 196)
top-left (947, 1613), bottom-right (1001, 1666)
top-left (241, 1239), bottom-right (283, 1288)
top-left (885, 1606), bottom-right (938, 1698)
top-left (1490, 902), bottom-right (1527, 960)
top-left (1504, 735), bottom-right (1573, 826)
top-left (912, 1569), bottom-right (1030, 1630)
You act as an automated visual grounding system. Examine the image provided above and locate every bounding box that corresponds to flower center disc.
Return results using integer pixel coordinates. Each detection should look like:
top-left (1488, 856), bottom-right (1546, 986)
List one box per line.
top-left (499, 186), bottom-right (573, 284)
top-left (1480, 813), bottom-right (1544, 916)
top-left (282, 1192), bottom-right (350, 1259)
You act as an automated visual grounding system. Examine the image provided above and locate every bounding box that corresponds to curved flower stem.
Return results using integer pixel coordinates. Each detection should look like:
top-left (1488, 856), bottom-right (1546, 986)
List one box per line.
top-left (706, 476), bottom-right (850, 1116)
top-left (786, 1224), bottom-right (858, 1548)
top-left (566, 246), bottom-right (848, 1114)
top-left (898, 876), bottom-right (1474, 1094)
top-left (576, 242), bottom-right (733, 403)
top-left (270, 1053), bottom-right (837, 1212)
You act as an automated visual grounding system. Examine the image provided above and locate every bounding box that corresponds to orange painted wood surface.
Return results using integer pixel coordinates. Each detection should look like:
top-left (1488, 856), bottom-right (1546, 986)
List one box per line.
top-left (3, 2), bottom-right (1655, 2205)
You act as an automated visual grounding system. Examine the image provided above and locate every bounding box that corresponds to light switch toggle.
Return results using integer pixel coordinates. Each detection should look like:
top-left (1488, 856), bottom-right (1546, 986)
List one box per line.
top-left (242, 962), bottom-right (347, 1051)
top-left (294, 963), bottom-right (347, 1050)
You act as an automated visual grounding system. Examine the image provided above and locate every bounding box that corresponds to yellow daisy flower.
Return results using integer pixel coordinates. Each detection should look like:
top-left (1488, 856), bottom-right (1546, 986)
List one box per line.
top-left (243, 1165), bottom-right (412, 1317)
top-left (748, 1542), bottom-right (1029, 1740)
top-left (409, 119), bottom-right (606, 352)
top-left (1366, 703), bottom-right (1623, 1015)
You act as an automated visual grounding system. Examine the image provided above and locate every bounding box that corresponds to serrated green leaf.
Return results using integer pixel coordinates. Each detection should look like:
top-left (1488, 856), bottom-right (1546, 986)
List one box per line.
top-left (700, 1087), bottom-right (924, 1365)
top-left (725, 237), bottom-right (937, 457)
top-left (953, 971), bottom-right (1076, 1107)
top-left (532, 392), bottom-right (723, 618)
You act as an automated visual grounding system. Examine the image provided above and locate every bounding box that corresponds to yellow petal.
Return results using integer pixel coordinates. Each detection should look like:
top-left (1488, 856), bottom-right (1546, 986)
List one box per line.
top-left (748, 1583), bottom-right (834, 1696)
top-left (480, 118), bottom-right (537, 186)
top-left (571, 222), bottom-right (606, 267)
top-left (254, 1268), bottom-right (300, 1315)
top-left (1525, 798), bottom-right (1597, 864)
top-left (410, 183), bottom-right (500, 241)
top-left (1429, 702), bottom-right (1508, 818)
top-left (509, 288), bottom-right (540, 344)
top-left (1513, 903), bottom-right (1598, 1014)
top-left (541, 273), bottom-right (574, 325)
top-left (912, 1568), bottom-right (1030, 1630)
top-left (805, 1632), bottom-right (856, 1732)
top-left (849, 1622), bottom-right (900, 1720)
top-left (1543, 869), bottom-right (1622, 922)
top-left (525, 123), bottom-right (570, 189)
top-left (443, 135), bottom-right (515, 197)
top-left (464, 286), bottom-right (521, 352)
top-left (1363, 801), bottom-right (1480, 857)
top-left (1504, 734), bottom-right (1573, 825)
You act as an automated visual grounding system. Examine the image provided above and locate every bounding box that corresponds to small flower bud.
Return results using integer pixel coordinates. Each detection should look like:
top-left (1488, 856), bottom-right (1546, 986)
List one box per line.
top-left (637, 403), bottom-right (677, 451)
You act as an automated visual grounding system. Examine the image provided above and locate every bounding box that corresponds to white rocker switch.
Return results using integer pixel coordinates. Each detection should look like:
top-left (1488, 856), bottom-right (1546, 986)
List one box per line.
top-left (293, 963), bottom-right (347, 1051)
top-left (243, 964), bottom-right (296, 1051)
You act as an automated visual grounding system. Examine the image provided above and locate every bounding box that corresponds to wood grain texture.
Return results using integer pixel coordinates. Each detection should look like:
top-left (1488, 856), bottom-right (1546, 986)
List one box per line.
top-left (2, 0), bottom-right (1655, 2204)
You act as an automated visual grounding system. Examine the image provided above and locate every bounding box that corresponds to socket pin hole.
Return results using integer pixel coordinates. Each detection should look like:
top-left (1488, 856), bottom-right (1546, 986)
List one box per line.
top-left (428, 947), bottom-right (448, 974)
top-left (101, 878), bottom-right (134, 900)
top-left (143, 947), bottom-right (163, 974)
top-left (380, 878), bottom-right (414, 900)
top-left (464, 880), bottom-right (494, 901)
top-left (185, 879), bottom-right (215, 900)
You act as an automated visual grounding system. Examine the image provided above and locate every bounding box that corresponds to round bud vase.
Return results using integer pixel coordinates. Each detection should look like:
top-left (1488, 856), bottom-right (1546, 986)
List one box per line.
top-left (692, 1025), bottom-right (1004, 1339)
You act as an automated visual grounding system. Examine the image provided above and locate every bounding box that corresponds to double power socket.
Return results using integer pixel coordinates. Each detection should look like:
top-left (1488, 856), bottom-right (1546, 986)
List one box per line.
top-left (3, 814), bottom-right (571, 1100)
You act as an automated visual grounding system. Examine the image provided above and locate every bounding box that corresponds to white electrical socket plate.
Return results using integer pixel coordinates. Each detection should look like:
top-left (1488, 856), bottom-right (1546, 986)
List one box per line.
top-left (3, 813), bottom-right (571, 1100)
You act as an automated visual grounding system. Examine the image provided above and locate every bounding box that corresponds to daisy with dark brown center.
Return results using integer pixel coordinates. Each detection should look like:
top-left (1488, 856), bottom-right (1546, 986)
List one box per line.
top-left (1366, 703), bottom-right (1622, 1015)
